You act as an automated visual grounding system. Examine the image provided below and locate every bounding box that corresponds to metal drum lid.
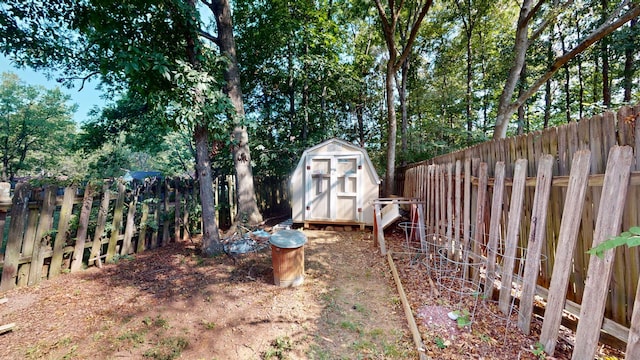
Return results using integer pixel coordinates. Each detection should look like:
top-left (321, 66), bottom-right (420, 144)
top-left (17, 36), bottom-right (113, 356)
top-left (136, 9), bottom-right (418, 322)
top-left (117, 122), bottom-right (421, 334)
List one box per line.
top-left (269, 230), bottom-right (307, 248)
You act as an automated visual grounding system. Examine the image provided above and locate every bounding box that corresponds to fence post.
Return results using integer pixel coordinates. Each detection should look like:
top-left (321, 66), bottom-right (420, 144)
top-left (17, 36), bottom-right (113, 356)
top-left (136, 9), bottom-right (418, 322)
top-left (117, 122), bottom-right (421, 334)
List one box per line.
top-left (71, 184), bottom-right (95, 272)
top-left (517, 154), bottom-right (554, 334)
top-left (572, 146), bottom-right (633, 360)
top-left (49, 185), bottom-right (76, 279)
top-left (0, 182), bottom-right (31, 292)
top-left (539, 150), bottom-right (591, 355)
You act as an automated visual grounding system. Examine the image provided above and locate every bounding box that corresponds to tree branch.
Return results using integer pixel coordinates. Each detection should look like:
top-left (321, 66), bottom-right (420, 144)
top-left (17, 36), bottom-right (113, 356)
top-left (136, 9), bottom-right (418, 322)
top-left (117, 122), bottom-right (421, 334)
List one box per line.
top-left (56, 71), bottom-right (100, 91)
top-left (395, 0), bottom-right (432, 71)
top-left (514, 2), bottom-right (640, 110)
top-left (198, 29), bottom-right (220, 46)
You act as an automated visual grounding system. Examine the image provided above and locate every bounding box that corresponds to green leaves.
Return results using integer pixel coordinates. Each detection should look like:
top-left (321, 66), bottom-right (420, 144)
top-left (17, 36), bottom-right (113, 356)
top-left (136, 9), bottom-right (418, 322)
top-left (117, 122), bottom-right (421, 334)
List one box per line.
top-left (587, 227), bottom-right (640, 258)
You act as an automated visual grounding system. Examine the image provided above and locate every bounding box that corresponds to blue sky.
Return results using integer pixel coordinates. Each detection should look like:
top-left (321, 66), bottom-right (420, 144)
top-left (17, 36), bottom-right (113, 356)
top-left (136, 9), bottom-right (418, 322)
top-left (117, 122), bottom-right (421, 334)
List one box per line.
top-left (1, 54), bottom-right (106, 124)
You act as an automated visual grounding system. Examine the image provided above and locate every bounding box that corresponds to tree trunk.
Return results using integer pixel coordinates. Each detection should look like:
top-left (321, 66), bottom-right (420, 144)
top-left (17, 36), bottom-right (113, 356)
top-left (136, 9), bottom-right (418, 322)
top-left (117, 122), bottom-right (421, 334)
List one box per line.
top-left (183, 0), bottom-right (222, 255)
top-left (209, 0), bottom-right (262, 225)
top-left (623, 18), bottom-right (637, 102)
top-left (399, 57), bottom-right (409, 166)
top-left (493, 1), bottom-right (640, 139)
top-left (385, 61), bottom-right (397, 196)
top-left (601, 0), bottom-right (611, 108)
top-left (493, 0), bottom-right (534, 139)
top-left (194, 124), bottom-right (223, 256)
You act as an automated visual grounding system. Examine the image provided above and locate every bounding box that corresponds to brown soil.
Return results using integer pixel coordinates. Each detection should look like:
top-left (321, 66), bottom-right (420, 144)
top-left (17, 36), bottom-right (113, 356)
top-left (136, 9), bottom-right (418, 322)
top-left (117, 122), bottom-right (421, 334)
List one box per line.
top-left (0, 226), bottom-right (626, 360)
top-left (0, 230), bottom-right (416, 360)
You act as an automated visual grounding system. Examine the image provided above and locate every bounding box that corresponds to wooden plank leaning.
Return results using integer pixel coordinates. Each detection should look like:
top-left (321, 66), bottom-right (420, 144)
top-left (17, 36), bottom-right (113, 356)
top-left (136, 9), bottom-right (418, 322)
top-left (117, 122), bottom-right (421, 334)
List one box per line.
top-left (49, 185), bottom-right (76, 278)
top-left (0, 182), bottom-right (31, 292)
top-left (483, 162), bottom-right (506, 299)
top-left (517, 154), bottom-right (554, 334)
top-left (89, 183), bottom-right (111, 268)
top-left (28, 185), bottom-right (57, 286)
top-left (107, 182), bottom-right (126, 262)
top-left (538, 150), bottom-right (591, 355)
top-left (627, 274), bottom-right (640, 358)
top-left (572, 145), bottom-right (633, 360)
top-left (71, 184), bottom-right (95, 272)
top-left (498, 158), bottom-right (528, 315)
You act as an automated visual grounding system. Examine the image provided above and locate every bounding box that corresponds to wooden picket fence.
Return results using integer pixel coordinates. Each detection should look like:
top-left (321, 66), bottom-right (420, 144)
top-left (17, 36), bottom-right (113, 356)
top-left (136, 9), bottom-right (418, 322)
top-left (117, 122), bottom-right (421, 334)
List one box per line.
top-left (0, 175), bottom-right (290, 293)
top-left (399, 105), bottom-right (640, 358)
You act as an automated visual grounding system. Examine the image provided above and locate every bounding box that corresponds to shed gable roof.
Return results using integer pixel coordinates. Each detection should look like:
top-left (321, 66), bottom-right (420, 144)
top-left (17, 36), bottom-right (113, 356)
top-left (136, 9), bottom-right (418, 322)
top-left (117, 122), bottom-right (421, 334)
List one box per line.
top-left (293, 138), bottom-right (381, 184)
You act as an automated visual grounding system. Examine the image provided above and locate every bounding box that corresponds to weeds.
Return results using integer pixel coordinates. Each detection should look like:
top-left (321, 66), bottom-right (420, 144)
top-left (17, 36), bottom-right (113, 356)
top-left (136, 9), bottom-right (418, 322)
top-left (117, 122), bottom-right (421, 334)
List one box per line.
top-left (143, 336), bottom-right (189, 360)
top-left (263, 336), bottom-right (293, 359)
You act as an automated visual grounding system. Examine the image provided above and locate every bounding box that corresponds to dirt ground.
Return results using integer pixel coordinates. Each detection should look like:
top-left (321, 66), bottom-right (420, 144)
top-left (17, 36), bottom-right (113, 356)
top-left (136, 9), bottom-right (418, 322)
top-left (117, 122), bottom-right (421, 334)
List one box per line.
top-left (0, 230), bottom-right (417, 360)
top-left (0, 226), bottom-right (626, 360)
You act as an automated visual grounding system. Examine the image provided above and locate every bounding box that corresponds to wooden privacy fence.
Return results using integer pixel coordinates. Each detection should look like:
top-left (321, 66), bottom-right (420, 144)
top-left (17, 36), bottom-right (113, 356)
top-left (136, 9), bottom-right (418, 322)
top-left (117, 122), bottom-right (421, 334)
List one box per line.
top-left (399, 105), bottom-right (640, 358)
top-left (0, 175), bottom-right (290, 293)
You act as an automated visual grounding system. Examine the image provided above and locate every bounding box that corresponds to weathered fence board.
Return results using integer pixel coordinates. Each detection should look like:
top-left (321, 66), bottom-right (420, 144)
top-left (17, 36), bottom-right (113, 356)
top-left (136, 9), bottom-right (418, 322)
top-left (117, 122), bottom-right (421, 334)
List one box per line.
top-left (572, 146), bottom-right (633, 360)
top-left (71, 184), bottom-right (94, 272)
top-left (0, 183), bottom-right (31, 292)
top-left (0, 174), bottom-right (288, 291)
top-left (518, 154), bottom-right (554, 334)
top-left (484, 162), bottom-right (505, 299)
top-left (539, 150), bottom-right (591, 355)
top-left (498, 159), bottom-right (528, 315)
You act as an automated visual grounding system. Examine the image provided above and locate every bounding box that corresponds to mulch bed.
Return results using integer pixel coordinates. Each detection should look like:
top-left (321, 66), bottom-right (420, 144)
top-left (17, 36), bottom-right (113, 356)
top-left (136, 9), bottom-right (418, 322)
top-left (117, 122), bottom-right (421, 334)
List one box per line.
top-left (383, 224), bottom-right (625, 360)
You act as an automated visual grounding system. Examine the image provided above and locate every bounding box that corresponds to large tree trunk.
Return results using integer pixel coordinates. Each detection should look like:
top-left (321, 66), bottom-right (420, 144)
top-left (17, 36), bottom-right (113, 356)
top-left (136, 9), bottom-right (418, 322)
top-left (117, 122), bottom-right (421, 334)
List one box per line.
top-left (601, 0), bottom-right (611, 107)
top-left (398, 57), bottom-right (409, 166)
top-left (194, 124), bottom-right (223, 256)
top-left (209, 0), bottom-right (263, 225)
top-left (492, 0), bottom-right (533, 139)
top-left (184, 0), bottom-right (222, 255)
top-left (384, 62), bottom-right (398, 195)
top-left (623, 18), bottom-right (637, 102)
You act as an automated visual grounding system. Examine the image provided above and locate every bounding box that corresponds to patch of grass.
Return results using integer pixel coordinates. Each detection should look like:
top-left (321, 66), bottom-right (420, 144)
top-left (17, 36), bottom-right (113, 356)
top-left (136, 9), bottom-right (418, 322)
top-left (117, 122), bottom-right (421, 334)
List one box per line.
top-left (263, 336), bottom-right (293, 360)
top-left (434, 336), bottom-right (448, 349)
top-left (307, 344), bottom-right (331, 360)
top-left (351, 303), bottom-right (368, 314)
top-left (143, 315), bottom-right (170, 329)
top-left (117, 329), bottom-right (146, 345)
top-left (368, 328), bottom-right (384, 339)
top-left (108, 253), bottom-right (136, 264)
top-left (202, 320), bottom-right (216, 330)
top-left (350, 339), bottom-right (377, 353)
top-left (382, 342), bottom-right (406, 357)
top-left (339, 320), bottom-right (362, 334)
top-left (143, 336), bottom-right (189, 360)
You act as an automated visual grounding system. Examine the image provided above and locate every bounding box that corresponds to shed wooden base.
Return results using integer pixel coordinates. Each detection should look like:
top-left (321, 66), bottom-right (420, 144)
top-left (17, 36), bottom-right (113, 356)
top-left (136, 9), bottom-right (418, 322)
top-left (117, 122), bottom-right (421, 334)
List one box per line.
top-left (301, 220), bottom-right (366, 231)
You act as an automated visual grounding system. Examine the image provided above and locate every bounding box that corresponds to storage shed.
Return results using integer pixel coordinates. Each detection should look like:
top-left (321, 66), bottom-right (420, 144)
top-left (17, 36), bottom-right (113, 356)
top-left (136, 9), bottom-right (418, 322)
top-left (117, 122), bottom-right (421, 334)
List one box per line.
top-left (291, 138), bottom-right (381, 228)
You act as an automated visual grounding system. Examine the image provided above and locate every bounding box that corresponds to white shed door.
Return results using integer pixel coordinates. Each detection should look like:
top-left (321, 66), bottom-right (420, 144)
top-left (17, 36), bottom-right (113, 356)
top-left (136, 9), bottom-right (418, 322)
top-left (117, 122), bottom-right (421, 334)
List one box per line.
top-left (305, 154), bottom-right (362, 222)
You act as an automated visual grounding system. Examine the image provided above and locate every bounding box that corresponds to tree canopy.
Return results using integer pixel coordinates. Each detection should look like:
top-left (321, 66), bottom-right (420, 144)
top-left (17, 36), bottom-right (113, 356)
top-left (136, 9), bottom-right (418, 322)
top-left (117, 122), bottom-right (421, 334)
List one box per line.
top-left (1, 0), bottom-right (638, 194)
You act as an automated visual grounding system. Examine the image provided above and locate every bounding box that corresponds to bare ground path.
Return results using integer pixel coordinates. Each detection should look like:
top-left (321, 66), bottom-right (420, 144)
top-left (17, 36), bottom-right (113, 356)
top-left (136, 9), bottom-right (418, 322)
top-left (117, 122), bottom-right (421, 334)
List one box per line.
top-left (0, 230), bottom-right (416, 359)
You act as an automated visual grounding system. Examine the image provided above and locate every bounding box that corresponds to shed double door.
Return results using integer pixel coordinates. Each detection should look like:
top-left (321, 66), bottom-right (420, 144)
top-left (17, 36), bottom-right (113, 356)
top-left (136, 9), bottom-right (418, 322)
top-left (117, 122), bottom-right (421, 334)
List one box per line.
top-left (305, 154), bottom-right (363, 223)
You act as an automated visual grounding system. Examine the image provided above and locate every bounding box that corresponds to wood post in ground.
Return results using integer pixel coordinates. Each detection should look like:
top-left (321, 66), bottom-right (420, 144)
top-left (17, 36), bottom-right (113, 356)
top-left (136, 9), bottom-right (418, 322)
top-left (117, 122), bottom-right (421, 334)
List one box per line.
top-left (517, 154), bottom-right (554, 334)
top-left (71, 184), bottom-right (95, 272)
top-left (107, 182), bottom-right (126, 262)
top-left (49, 186), bottom-right (76, 278)
top-left (28, 185), bottom-right (56, 286)
top-left (484, 162), bottom-right (505, 299)
top-left (498, 158), bottom-right (527, 315)
top-left (539, 150), bottom-right (591, 355)
top-left (89, 184), bottom-right (111, 267)
top-left (572, 146), bottom-right (633, 360)
top-left (0, 182), bottom-right (31, 292)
